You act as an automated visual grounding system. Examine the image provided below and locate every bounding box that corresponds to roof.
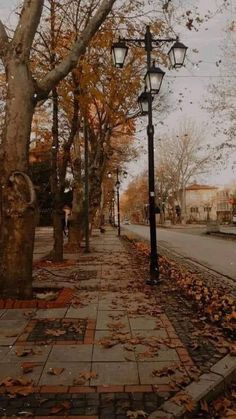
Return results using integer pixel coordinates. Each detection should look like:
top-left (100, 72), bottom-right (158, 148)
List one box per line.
top-left (185, 183), bottom-right (218, 191)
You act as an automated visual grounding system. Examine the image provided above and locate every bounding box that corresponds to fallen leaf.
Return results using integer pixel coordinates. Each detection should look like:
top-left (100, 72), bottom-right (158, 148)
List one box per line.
top-left (15, 349), bottom-right (33, 357)
top-left (200, 399), bottom-right (209, 412)
top-left (45, 329), bottom-right (66, 337)
top-left (224, 408), bottom-right (236, 418)
top-left (51, 401), bottom-right (71, 414)
top-left (126, 410), bottom-right (148, 418)
top-left (7, 385), bottom-right (34, 396)
top-left (78, 371), bottom-right (98, 381)
top-left (21, 362), bottom-right (38, 374)
top-left (47, 367), bottom-right (65, 376)
top-left (172, 392), bottom-right (196, 412)
top-left (36, 291), bottom-right (58, 301)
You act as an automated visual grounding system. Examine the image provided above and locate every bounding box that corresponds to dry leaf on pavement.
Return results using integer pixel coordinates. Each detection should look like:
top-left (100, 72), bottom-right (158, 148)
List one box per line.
top-left (172, 392), bottom-right (196, 412)
top-left (45, 329), bottom-right (66, 337)
top-left (51, 401), bottom-right (71, 414)
top-left (21, 362), bottom-right (39, 374)
top-left (126, 410), bottom-right (148, 418)
top-left (47, 367), bottom-right (65, 376)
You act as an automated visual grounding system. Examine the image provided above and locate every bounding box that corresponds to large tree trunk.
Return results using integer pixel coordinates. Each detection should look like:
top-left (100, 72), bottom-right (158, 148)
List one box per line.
top-left (0, 60), bottom-right (37, 298)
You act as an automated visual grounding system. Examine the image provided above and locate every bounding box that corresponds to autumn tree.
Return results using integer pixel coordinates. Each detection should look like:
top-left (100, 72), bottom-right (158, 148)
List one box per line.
top-left (120, 173), bottom-right (148, 223)
top-left (155, 121), bottom-right (213, 222)
top-left (0, 0), bottom-right (116, 298)
top-left (30, 0), bottom-right (148, 253)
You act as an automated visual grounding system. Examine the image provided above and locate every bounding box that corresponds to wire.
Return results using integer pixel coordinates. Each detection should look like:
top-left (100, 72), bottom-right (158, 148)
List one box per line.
top-left (167, 75), bottom-right (236, 78)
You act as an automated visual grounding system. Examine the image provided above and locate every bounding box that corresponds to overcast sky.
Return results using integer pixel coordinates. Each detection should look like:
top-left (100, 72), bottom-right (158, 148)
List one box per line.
top-left (0, 0), bottom-right (235, 187)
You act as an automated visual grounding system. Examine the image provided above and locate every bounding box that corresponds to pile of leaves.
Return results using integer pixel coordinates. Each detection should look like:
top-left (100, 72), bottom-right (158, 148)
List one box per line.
top-left (132, 241), bottom-right (236, 340)
top-left (196, 384), bottom-right (236, 418)
top-left (0, 376), bottom-right (34, 396)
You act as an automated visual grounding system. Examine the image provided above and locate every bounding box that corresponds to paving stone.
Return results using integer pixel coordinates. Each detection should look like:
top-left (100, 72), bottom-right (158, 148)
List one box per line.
top-left (1, 309), bottom-right (36, 320)
top-left (148, 410), bottom-right (174, 419)
top-left (161, 400), bottom-right (186, 417)
top-left (72, 399), bottom-right (87, 407)
top-left (93, 343), bottom-right (135, 362)
top-left (131, 329), bottom-right (168, 340)
top-left (138, 361), bottom-right (187, 385)
top-left (0, 362), bottom-right (44, 385)
top-left (211, 354), bottom-right (236, 382)
top-left (34, 308), bottom-right (68, 319)
top-left (0, 346), bottom-right (10, 361)
top-left (185, 372), bottom-right (224, 402)
top-left (2, 345), bottom-right (51, 362)
top-left (39, 361), bottom-right (92, 385)
top-left (77, 278), bottom-right (101, 289)
top-left (135, 344), bottom-right (179, 362)
top-left (98, 294), bottom-right (126, 311)
top-left (0, 320), bottom-right (28, 345)
top-left (0, 310), bottom-right (6, 318)
top-left (101, 393), bottom-right (115, 402)
top-left (96, 310), bottom-right (130, 331)
top-left (90, 362), bottom-right (139, 385)
top-left (48, 344), bottom-right (93, 362)
top-left (129, 316), bottom-right (161, 331)
top-left (66, 304), bottom-right (98, 319)
top-left (85, 406), bottom-right (99, 414)
top-left (94, 330), bottom-right (131, 343)
top-left (27, 318), bottom-right (87, 343)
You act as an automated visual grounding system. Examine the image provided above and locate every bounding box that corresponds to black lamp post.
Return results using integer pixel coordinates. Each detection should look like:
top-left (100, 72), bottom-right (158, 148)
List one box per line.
top-left (112, 26), bottom-right (187, 285)
top-left (108, 169), bottom-right (127, 236)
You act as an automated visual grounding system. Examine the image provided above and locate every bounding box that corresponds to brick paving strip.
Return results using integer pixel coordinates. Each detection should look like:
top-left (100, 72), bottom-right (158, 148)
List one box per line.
top-left (0, 226), bottom-right (235, 418)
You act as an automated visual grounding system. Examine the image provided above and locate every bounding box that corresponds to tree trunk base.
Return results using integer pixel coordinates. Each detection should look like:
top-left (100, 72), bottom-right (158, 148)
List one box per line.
top-left (0, 172), bottom-right (36, 299)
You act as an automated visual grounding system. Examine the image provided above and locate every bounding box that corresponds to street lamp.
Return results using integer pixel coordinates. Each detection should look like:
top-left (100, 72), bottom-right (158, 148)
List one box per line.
top-left (111, 40), bottom-right (129, 68)
top-left (112, 26), bottom-right (187, 285)
top-left (138, 90), bottom-right (154, 115)
top-left (144, 63), bottom-right (165, 93)
top-left (168, 40), bottom-right (188, 69)
top-left (107, 169), bottom-right (127, 236)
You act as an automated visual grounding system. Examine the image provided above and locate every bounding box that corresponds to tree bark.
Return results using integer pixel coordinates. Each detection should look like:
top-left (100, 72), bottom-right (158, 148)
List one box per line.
top-left (0, 59), bottom-right (37, 298)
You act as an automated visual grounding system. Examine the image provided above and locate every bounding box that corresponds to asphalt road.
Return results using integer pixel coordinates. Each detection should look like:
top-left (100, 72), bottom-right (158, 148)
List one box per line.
top-left (123, 224), bottom-right (236, 280)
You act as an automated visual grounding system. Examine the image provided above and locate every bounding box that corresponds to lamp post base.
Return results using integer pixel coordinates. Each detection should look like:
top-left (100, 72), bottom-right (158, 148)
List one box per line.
top-left (146, 278), bottom-right (160, 286)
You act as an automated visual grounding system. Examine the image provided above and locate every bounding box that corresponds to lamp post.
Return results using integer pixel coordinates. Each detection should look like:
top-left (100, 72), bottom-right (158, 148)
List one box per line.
top-left (112, 26), bottom-right (187, 285)
top-left (108, 169), bottom-right (127, 236)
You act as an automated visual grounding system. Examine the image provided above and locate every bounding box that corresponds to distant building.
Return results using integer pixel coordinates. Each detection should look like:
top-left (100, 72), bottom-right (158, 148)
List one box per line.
top-left (217, 187), bottom-right (236, 223)
top-left (185, 183), bottom-right (218, 223)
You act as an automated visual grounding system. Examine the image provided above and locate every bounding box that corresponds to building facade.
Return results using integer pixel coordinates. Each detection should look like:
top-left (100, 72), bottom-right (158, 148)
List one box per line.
top-left (185, 183), bottom-right (218, 223)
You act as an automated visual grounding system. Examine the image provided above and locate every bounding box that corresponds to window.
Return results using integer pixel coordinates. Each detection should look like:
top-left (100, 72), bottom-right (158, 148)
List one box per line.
top-left (204, 207), bottom-right (211, 212)
top-left (190, 207), bottom-right (199, 213)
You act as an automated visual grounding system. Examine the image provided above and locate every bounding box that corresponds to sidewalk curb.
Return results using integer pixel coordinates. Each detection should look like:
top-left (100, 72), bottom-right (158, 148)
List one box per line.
top-left (121, 230), bottom-right (236, 418)
top-left (148, 353), bottom-right (236, 418)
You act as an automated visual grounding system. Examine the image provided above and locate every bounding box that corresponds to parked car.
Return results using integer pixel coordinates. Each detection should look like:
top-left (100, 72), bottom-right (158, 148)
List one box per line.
top-left (233, 215), bottom-right (236, 225)
top-left (123, 219), bottom-right (130, 225)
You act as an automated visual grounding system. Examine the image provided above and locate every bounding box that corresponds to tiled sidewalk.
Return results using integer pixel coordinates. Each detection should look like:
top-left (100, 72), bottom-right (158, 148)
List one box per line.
top-left (0, 227), bottom-right (227, 418)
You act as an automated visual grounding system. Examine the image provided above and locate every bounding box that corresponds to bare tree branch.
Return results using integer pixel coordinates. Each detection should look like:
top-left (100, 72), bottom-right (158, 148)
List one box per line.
top-left (37, 0), bottom-right (116, 98)
top-left (0, 20), bottom-right (9, 65)
top-left (12, 0), bottom-right (44, 59)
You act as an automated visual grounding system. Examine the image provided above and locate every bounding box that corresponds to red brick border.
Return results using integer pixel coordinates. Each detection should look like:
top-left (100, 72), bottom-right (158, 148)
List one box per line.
top-left (0, 384), bottom-right (174, 395)
top-left (15, 317), bottom-right (96, 346)
top-left (0, 288), bottom-right (74, 309)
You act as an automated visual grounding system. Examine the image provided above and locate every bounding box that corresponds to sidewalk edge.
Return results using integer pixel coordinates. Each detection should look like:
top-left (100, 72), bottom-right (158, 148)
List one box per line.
top-left (148, 354), bottom-right (236, 418)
